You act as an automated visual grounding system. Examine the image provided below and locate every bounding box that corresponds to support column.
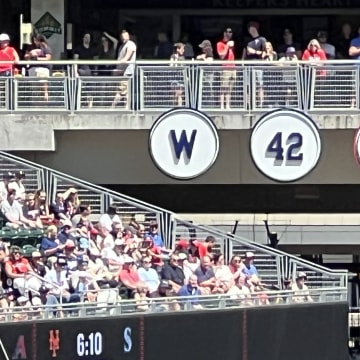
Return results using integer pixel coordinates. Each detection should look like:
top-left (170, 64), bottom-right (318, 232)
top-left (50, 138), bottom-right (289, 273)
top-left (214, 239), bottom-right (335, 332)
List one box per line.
top-left (172, 15), bottom-right (181, 43)
top-left (31, 0), bottom-right (65, 60)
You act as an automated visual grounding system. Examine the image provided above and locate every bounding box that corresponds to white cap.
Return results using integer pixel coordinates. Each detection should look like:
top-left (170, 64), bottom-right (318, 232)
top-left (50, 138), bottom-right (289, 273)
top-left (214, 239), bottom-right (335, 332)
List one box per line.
top-left (114, 238), bottom-right (125, 246)
top-left (0, 34), bottom-right (10, 42)
top-left (245, 251), bottom-right (255, 258)
top-left (297, 271), bottom-right (307, 279)
top-left (124, 255), bottom-right (134, 264)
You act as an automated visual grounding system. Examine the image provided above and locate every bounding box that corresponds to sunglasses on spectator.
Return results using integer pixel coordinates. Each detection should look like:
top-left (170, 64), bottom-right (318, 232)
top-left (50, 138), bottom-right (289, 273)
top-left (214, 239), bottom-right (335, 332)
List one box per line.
top-left (143, 260), bottom-right (151, 264)
top-left (233, 259), bottom-right (241, 263)
top-left (172, 258), bottom-right (179, 262)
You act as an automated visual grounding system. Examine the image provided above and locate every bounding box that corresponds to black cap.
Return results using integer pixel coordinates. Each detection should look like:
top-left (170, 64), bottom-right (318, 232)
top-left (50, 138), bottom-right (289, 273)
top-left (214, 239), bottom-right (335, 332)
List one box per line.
top-left (3, 172), bottom-right (15, 180)
top-left (15, 171), bottom-right (25, 179)
top-left (57, 256), bottom-right (67, 265)
top-left (199, 39), bottom-right (212, 48)
top-left (317, 30), bottom-right (328, 38)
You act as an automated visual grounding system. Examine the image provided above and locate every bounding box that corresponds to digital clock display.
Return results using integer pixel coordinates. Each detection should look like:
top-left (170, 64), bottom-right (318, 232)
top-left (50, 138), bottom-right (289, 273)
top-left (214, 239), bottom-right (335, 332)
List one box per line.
top-left (35, 317), bottom-right (140, 360)
top-left (77, 332), bottom-right (103, 357)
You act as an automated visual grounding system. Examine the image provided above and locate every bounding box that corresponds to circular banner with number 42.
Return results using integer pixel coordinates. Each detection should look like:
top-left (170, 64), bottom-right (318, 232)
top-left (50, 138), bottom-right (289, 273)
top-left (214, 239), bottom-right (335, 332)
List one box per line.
top-left (250, 109), bottom-right (322, 182)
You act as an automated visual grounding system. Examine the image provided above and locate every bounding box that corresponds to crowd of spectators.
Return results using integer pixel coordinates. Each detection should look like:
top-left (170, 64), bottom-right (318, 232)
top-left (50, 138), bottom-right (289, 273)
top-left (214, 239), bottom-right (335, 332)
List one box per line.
top-left (0, 170), bottom-right (314, 320)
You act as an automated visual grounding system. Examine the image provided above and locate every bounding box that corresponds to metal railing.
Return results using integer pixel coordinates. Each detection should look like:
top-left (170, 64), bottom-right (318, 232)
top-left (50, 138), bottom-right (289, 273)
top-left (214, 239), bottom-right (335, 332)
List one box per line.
top-left (0, 151), bottom-right (349, 294)
top-left (0, 287), bottom-right (347, 322)
top-left (0, 60), bottom-right (358, 113)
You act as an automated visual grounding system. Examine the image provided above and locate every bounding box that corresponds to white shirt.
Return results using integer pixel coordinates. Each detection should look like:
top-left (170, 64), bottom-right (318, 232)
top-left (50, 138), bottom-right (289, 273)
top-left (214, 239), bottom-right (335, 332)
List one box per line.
top-left (117, 40), bottom-right (137, 76)
top-left (99, 213), bottom-right (123, 232)
top-left (8, 181), bottom-right (26, 200)
top-left (45, 269), bottom-right (69, 293)
top-left (1, 199), bottom-right (23, 222)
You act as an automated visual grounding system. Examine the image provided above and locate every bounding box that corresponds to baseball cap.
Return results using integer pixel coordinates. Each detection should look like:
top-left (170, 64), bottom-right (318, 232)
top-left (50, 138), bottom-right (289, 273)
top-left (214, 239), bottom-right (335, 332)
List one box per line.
top-left (245, 251), bottom-right (255, 258)
top-left (124, 255), bottom-right (134, 264)
top-left (77, 255), bottom-right (89, 265)
top-left (79, 237), bottom-right (89, 249)
top-left (199, 39), bottom-right (212, 48)
top-left (15, 171), bottom-right (25, 179)
top-left (224, 27), bottom-right (233, 33)
top-left (65, 239), bottom-right (76, 249)
top-left (114, 238), bottom-right (125, 246)
top-left (297, 271), bottom-right (307, 279)
top-left (57, 257), bottom-right (67, 266)
top-left (3, 172), bottom-right (15, 180)
top-left (286, 46), bottom-right (296, 54)
top-left (0, 33), bottom-right (10, 42)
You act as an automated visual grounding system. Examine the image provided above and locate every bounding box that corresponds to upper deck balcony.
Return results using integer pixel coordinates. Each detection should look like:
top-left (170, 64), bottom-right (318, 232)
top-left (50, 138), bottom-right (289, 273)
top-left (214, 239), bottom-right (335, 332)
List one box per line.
top-left (1, 59), bottom-right (360, 150)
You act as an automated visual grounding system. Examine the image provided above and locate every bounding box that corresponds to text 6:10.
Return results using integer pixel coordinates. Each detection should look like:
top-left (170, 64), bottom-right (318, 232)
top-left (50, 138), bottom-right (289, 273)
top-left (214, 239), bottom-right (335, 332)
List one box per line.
top-left (77, 332), bottom-right (103, 357)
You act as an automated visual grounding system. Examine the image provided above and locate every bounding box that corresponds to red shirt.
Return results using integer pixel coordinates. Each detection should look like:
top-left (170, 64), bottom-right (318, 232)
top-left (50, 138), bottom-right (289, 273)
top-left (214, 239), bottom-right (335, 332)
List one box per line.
top-left (192, 241), bottom-right (209, 258)
top-left (302, 48), bottom-right (327, 76)
top-left (216, 40), bottom-right (235, 68)
top-left (6, 258), bottom-right (29, 274)
top-left (118, 268), bottom-right (140, 287)
top-left (0, 45), bottom-right (18, 73)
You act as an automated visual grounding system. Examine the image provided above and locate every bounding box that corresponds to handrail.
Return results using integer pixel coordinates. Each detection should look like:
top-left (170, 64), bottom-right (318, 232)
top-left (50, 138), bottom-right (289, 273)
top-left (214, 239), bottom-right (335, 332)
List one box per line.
top-left (183, 221), bottom-right (349, 276)
top-left (0, 151), bottom-right (172, 215)
top-left (3, 59), bottom-right (360, 65)
top-left (0, 151), bottom-right (349, 293)
top-left (1, 287), bottom-right (347, 322)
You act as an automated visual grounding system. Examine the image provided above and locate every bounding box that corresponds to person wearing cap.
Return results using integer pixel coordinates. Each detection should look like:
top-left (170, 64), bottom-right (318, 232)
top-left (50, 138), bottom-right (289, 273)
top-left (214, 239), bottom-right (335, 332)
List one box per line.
top-left (101, 237), bottom-right (125, 274)
top-left (291, 272), bottom-right (313, 303)
top-left (118, 256), bottom-right (143, 296)
top-left (137, 256), bottom-right (160, 297)
top-left (242, 252), bottom-right (258, 278)
top-left (197, 40), bottom-right (214, 61)
top-left (0, 33), bottom-right (19, 76)
top-left (278, 47), bottom-right (298, 107)
top-left (0, 172), bottom-right (16, 202)
top-left (44, 256), bottom-right (81, 305)
top-left (196, 40), bottom-right (215, 107)
top-left (277, 28), bottom-right (301, 59)
top-left (317, 30), bottom-right (336, 59)
top-left (1, 189), bottom-right (37, 229)
top-left (8, 171), bottom-right (26, 201)
top-left (148, 220), bottom-right (164, 247)
top-left (5, 246), bottom-right (42, 301)
top-left (216, 27), bottom-right (236, 109)
top-left (69, 255), bottom-right (99, 302)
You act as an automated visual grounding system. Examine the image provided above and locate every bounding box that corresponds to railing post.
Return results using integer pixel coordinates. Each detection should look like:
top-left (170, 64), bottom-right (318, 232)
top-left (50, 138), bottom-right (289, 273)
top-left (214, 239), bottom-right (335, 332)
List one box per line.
top-left (159, 212), bottom-right (175, 249)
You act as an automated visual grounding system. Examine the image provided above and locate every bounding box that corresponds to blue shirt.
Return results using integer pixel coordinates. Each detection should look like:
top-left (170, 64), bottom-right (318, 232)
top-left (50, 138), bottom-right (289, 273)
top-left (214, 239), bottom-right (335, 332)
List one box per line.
top-left (350, 37), bottom-right (360, 60)
top-left (138, 267), bottom-right (160, 292)
top-left (242, 264), bottom-right (258, 277)
top-left (177, 285), bottom-right (201, 306)
top-left (149, 232), bottom-right (164, 247)
top-left (40, 236), bottom-right (59, 252)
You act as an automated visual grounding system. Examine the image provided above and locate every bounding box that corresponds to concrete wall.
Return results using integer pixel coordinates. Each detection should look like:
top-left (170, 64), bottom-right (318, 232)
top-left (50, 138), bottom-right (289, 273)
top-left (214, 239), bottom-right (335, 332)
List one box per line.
top-left (15, 128), bottom-right (360, 185)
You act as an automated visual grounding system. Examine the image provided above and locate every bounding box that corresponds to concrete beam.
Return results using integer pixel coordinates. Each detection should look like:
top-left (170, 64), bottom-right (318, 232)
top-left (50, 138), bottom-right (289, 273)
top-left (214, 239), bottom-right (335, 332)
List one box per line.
top-left (1, 111), bottom-right (360, 151)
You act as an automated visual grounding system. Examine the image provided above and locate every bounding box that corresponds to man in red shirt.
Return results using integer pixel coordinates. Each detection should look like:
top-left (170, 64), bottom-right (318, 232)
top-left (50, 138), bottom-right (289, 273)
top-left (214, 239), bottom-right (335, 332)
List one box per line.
top-left (0, 34), bottom-right (19, 76)
top-left (118, 256), bottom-right (143, 297)
top-left (216, 28), bottom-right (236, 110)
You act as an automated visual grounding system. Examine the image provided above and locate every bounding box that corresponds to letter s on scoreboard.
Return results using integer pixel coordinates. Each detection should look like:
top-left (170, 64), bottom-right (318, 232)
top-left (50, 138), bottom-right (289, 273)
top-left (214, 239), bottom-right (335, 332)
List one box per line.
top-left (123, 326), bottom-right (132, 353)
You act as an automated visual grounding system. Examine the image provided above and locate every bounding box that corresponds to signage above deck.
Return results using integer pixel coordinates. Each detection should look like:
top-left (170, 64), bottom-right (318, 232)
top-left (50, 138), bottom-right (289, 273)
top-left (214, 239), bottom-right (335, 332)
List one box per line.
top-left (102, 0), bottom-right (358, 9)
